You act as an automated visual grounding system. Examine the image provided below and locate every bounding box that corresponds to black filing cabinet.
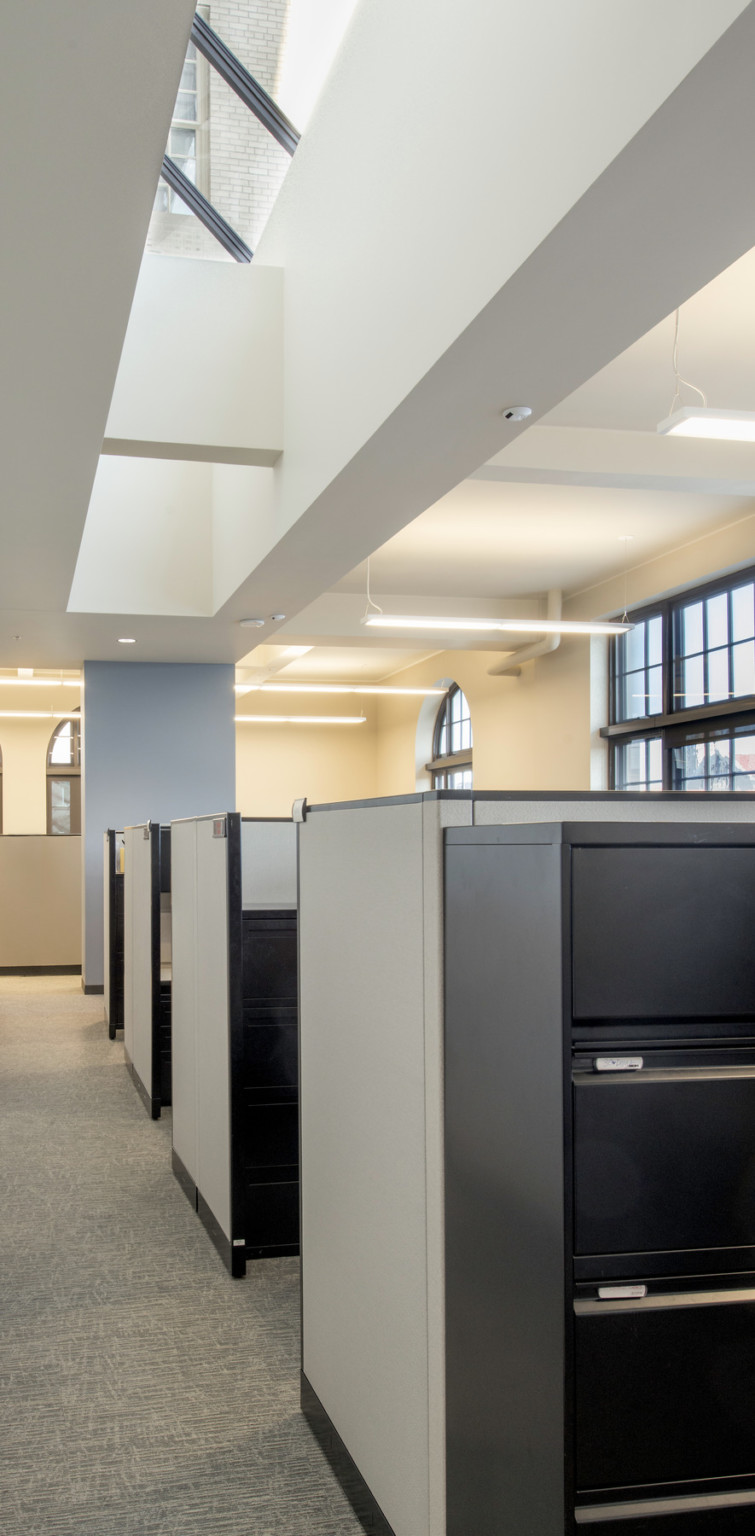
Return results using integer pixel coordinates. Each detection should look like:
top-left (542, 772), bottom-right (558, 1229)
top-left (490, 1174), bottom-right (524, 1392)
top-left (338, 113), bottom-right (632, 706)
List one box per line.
top-left (444, 821), bottom-right (755, 1535)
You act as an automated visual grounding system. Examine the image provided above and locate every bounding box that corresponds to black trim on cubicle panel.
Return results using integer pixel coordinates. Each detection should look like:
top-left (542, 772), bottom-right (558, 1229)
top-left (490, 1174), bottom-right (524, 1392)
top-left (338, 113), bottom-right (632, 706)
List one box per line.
top-left (149, 822), bottom-right (161, 1118)
top-left (227, 812), bottom-right (247, 1279)
top-left (157, 825), bottom-right (172, 1110)
top-left (109, 829), bottom-right (124, 1037)
top-left (301, 1374), bottom-right (397, 1536)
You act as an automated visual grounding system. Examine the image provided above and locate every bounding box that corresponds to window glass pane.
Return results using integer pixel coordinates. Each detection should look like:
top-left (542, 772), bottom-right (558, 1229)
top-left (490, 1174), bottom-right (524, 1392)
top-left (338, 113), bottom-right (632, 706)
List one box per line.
top-left (733, 640), bottom-right (755, 698)
top-left (647, 665), bottom-right (663, 716)
top-left (683, 654), bottom-right (705, 708)
top-left (648, 737), bottom-right (663, 785)
top-left (175, 91), bottom-right (198, 121)
top-left (625, 623), bottom-right (646, 674)
top-left (707, 592), bottom-right (729, 651)
top-left (733, 735), bottom-right (755, 786)
top-left (679, 602), bottom-right (703, 658)
top-left (50, 722), bottom-right (73, 765)
top-left (673, 741), bottom-right (706, 788)
top-left (620, 672), bottom-right (646, 720)
top-left (647, 616), bottom-right (662, 666)
top-left (732, 584), bottom-right (755, 643)
top-left (708, 739), bottom-right (731, 789)
top-left (50, 779), bottom-right (71, 835)
top-left (707, 646), bottom-right (730, 703)
top-left (615, 737), bottom-right (663, 792)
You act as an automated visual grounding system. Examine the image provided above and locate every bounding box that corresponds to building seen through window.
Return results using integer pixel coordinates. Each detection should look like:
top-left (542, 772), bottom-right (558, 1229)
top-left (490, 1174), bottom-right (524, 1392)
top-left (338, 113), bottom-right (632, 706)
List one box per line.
top-left (609, 569), bottom-right (755, 792)
top-left (47, 717), bottom-right (81, 835)
top-left (148, 1), bottom-right (292, 260)
top-left (430, 685), bottom-right (473, 789)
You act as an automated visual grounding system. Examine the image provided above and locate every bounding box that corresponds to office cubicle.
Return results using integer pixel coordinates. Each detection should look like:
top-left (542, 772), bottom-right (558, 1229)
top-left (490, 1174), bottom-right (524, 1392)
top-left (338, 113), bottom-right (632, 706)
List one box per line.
top-left (171, 812), bottom-right (298, 1277)
top-left (123, 821), bottom-right (171, 1118)
top-left (103, 829), bottom-right (124, 1038)
top-left (297, 790), bottom-right (755, 1536)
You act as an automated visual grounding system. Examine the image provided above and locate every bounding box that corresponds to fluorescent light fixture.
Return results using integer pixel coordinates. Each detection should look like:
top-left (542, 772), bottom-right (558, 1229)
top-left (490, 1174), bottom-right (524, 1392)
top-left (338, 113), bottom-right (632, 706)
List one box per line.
top-left (0, 677), bottom-right (80, 687)
top-left (117, 637), bottom-right (136, 645)
top-left (361, 614), bottom-right (631, 636)
top-left (657, 407), bottom-right (755, 441)
top-left (0, 710), bottom-right (81, 719)
top-left (234, 683), bottom-right (446, 696)
top-left (235, 714), bottom-right (366, 725)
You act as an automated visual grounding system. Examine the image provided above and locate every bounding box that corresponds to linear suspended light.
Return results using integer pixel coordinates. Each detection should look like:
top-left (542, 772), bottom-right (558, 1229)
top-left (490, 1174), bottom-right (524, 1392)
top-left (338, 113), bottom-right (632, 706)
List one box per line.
top-left (235, 714), bottom-right (366, 725)
top-left (361, 615), bottom-right (632, 636)
top-left (0, 677), bottom-right (80, 687)
top-left (0, 710), bottom-right (81, 719)
top-left (234, 683), bottom-right (446, 696)
top-left (657, 407), bottom-right (755, 442)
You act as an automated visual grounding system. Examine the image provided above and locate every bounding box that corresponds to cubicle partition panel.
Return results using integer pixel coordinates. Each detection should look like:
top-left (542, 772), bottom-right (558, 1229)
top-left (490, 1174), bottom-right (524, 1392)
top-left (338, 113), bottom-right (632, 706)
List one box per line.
top-left (297, 791), bottom-right (755, 1536)
top-left (123, 822), bottom-right (171, 1119)
top-left (103, 829), bottom-right (124, 1038)
top-left (170, 813), bottom-right (298, 1278)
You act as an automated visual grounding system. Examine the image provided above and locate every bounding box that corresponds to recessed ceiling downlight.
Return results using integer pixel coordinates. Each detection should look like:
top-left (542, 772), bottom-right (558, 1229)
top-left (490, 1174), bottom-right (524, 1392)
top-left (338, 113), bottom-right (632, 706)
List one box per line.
top-left (240, 618), bottom-right (265, 629)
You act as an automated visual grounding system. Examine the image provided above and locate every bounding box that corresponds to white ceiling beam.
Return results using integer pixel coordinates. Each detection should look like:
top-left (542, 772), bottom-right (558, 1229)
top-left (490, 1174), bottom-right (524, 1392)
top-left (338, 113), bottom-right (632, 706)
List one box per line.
top-left (475, 426), bottom-right (755, 497)
top-left (214, 0), bottom-right (755, 639)
top-left (0, 0), bottom-right (196, 615)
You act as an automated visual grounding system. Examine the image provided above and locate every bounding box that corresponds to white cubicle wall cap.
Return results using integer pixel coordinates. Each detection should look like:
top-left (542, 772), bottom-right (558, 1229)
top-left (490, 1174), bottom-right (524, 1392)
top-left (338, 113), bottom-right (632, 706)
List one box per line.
top-left (292, 797), bottom-right (308, 823)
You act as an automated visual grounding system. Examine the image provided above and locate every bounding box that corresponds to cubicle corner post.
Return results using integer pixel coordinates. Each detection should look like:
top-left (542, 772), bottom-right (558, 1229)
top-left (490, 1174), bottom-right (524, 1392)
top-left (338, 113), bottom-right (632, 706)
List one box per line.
top-left (226, 811), bottom-right (247, 1279)
top-left (149, 822), bottom-right (162, 1120)
top-left (443, 825), bottom-right (567, 1536)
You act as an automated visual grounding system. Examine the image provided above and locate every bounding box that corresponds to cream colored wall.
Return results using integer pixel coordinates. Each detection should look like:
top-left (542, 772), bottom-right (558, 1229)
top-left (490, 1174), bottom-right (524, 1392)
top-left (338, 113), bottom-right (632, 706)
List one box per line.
top-left (235, 707), bottom-right (378, 815)
top-left (375, 644), bottom-right (593, 797)
top-left (0, 715), bottom-right (59, 833)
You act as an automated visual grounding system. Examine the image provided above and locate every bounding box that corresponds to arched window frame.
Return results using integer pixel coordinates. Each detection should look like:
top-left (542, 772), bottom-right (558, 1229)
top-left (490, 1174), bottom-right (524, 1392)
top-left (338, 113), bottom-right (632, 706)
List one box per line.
top-left (46, 715), bottom-right (82, 835)
top-left (427, 684), bottom-right (473, 789)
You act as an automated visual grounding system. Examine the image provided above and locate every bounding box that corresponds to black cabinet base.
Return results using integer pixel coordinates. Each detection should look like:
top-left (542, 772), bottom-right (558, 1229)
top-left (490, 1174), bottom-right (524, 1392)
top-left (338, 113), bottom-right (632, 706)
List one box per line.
top-left (301, 1373), bottom-right (396, 1536)
top-left (197, 1191), bottom-right (246, 1278)
top-left (126, 1059), bottom-right (160, 1120)
top-left (171, 1148), bottom-right (197, 1211)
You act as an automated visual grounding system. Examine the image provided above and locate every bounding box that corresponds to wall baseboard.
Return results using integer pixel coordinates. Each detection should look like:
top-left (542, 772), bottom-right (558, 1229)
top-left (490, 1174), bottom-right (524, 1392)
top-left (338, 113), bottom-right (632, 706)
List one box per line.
top-left (82, 981), bottom-right (105, 994)
top-left (0, 964), bottom-right (82, 976)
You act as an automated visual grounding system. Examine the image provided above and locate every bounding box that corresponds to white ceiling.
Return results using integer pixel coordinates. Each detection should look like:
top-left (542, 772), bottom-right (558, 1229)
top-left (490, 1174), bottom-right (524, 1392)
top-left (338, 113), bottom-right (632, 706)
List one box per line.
top-left (4, 3), bottom-right (755, 683)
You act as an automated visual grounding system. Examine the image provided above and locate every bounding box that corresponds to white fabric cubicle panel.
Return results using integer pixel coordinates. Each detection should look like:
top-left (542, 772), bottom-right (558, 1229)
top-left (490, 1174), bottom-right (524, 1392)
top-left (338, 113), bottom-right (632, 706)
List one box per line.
top-left (473, 794), bottom-right (755, 826)
top-left (299, 797), bottom-right (470, 1536)
top-left (171, 818), bottom-right (199, 1183)
top-left (194, 817), bottom-right (232, 1240)
top-left (241, 819), bottom-right (297, 909)
top-left (123, 824), bottom-right (153, 1098)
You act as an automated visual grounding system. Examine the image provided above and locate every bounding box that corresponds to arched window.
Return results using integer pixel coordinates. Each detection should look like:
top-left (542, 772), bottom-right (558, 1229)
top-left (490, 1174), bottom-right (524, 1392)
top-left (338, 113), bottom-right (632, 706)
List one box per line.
top-left (429, 684), bottom-right (473, 789)
top-left (47, 715), bottom-right (81, 835)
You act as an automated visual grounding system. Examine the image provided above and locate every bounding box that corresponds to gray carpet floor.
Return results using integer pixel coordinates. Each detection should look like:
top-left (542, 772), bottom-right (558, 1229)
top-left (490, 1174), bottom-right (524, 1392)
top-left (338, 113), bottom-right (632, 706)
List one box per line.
top-left (0, 977), bottom-right (364, 1535)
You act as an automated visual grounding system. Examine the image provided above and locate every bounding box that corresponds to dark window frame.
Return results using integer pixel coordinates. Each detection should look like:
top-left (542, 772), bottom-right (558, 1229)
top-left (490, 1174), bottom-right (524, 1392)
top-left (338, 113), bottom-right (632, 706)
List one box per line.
top-left (46, 717), bottom-right (82, 835)
top-left (427, 684), bottom-right (473, 789)
top-left (606, 565), bottom-right (755, 792)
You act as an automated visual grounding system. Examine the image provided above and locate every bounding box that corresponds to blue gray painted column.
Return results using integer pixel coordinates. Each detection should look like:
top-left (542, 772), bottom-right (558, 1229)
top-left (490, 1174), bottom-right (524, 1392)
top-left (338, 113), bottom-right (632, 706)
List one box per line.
top-left (81, 661), bottom-right (235, 989)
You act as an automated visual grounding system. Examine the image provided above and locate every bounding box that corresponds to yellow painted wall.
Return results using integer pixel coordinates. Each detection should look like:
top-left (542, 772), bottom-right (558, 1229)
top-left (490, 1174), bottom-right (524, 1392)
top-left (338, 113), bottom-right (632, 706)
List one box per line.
top-left (0, 715), bottom-right (59, 833)
top-left (235, 706), bottom-right (379, 815)
top-left (375, 644), bottom-right (594, 797)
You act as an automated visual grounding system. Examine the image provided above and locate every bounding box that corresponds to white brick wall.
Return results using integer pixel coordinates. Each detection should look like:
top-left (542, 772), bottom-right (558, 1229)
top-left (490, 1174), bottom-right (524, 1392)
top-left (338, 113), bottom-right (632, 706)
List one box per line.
top-left (146, 1), bottom-right (292, 261)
